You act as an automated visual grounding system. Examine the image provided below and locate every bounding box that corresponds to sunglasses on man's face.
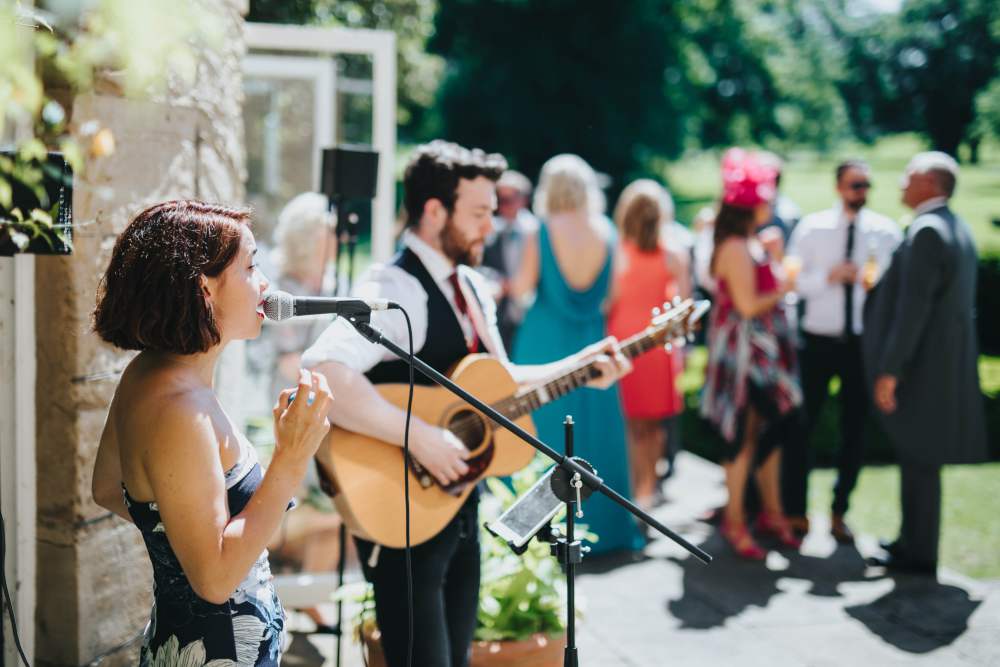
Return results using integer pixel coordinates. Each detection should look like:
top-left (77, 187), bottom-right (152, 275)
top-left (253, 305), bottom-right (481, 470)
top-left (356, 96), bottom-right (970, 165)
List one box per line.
top-left (848, 181), bottom-right (872, 191)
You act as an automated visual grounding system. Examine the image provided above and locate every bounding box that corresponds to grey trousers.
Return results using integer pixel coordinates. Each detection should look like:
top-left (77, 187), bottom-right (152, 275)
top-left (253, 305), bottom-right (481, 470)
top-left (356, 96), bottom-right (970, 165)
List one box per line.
top-left (899, 462), bottom-right (941, 565)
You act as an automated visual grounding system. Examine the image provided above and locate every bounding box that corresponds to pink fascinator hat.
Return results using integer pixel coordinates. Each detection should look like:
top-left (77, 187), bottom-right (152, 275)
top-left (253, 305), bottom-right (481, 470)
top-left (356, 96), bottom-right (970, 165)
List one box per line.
top-left (721, 148), bottom-right (777, 209)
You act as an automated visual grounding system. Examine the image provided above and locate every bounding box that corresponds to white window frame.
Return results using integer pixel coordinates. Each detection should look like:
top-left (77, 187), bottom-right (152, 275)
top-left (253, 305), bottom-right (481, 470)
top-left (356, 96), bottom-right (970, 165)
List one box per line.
top-left (245, 23), bottom-right (398, 263)
top-left (243, 54), bottom-right (338, 197)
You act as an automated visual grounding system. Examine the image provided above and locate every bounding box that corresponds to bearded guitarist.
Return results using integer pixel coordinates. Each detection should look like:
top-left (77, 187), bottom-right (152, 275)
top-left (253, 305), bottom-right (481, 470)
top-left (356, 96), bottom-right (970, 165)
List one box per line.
top-left (302, 140), bottom-right (630, 667)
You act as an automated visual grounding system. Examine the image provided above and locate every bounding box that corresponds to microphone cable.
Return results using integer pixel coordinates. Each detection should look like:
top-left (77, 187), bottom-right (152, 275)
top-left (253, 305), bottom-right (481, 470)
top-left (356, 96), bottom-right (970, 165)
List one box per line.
top-left (1, 510), bottom-right (31, 667)
top-left (395, 305), bottom-right (416, 667)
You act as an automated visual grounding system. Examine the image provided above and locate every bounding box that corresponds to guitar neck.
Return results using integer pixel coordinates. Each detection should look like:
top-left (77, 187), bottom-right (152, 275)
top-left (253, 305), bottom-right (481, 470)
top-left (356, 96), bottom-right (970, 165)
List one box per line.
top-left (495, 327), bottom-right (658, 421)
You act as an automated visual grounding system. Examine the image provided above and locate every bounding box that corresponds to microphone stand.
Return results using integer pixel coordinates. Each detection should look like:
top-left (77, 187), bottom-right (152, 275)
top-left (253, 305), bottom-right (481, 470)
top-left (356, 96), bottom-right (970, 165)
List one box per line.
top-left (327, 193), bottom-right (350, 667)
top-left (553, 416), bottom-right (585, 667)
top-left (330, 195), bottom-right (345, 296)
top-left (332, 199), bottom-right (362, 297)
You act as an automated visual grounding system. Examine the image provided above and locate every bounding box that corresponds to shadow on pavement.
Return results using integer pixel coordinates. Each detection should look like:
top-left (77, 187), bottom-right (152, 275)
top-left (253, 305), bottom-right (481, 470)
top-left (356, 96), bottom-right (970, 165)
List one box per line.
top-left (844, 576), bottom-right (981, 653)
top-left (664, 529), bottom-right (866, 626)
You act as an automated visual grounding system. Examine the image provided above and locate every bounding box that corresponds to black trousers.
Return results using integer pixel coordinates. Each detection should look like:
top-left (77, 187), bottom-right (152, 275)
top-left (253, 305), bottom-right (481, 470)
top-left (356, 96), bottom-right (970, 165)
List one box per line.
top-left (354, 494), bottom-right (481, 667)
top-left (899, 462), bottom-right (941, 566)
top-left (791, 332), bottom-right (868, 516)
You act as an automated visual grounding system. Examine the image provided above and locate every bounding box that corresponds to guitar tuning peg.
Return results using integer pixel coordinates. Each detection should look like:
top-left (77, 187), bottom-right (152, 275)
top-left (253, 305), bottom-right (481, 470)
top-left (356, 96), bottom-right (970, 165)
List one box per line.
top-left (651, 306), bottom-right (661, 317)
top-left (672, 295), bottom-right (682, 306)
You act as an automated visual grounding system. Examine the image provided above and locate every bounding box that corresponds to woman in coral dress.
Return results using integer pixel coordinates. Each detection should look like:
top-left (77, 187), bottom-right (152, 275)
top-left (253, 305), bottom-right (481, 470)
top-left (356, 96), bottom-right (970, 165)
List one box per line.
top-left (608, 180), bottom-right (691, 508)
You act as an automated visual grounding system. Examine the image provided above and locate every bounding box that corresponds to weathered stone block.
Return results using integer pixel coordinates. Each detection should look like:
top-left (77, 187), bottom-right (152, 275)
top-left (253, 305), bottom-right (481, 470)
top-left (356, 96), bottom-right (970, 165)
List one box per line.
top-left (77, 520), bottom-right (151, 663)
top-left (35, 538), bottom-right (80, 665)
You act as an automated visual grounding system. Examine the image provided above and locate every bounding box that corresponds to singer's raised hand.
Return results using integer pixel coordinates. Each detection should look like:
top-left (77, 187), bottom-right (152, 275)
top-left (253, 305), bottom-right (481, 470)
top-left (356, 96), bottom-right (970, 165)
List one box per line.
top-left (272, 369), bottom-right (333, 467)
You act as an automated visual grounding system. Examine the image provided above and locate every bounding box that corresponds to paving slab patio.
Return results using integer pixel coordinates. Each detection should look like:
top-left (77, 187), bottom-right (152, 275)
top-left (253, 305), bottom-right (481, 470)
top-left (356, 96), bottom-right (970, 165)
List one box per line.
top-left (285, 452), bottom-right (999, 666)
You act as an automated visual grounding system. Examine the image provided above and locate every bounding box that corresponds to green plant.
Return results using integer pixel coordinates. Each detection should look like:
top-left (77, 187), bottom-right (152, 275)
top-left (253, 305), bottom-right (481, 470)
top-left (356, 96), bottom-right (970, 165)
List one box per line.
top-left (339, 460), bottom-right (595, 647)
top-left (476, 460), bottom-right (576, 643)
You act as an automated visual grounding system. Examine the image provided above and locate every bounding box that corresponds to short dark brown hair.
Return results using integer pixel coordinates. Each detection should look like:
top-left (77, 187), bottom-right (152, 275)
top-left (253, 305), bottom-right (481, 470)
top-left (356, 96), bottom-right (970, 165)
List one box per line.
top-left (93, 200), bottom-right (251, 354)
top-left (836, 159), bottom-right (869, 183)
top-left (402, 140), bottom-right (507, 227)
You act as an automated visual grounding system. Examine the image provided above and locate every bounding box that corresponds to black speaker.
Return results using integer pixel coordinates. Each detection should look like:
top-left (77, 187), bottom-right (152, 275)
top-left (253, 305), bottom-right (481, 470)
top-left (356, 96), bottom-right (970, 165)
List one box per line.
top-left (319, 145), bottom-right (379, 201)
top-left (0, 150), bottom-right (73, 256)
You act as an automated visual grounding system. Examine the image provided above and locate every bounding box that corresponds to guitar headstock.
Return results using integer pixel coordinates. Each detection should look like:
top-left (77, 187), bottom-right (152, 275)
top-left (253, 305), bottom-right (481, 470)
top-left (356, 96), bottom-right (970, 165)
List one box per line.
top-left (646, 298), bottom-right (711, 349)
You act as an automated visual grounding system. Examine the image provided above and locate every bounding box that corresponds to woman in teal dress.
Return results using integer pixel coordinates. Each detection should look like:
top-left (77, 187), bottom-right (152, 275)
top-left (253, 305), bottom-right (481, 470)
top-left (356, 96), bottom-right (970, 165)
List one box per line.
top-left (510, 154), bottom-right (644, 555)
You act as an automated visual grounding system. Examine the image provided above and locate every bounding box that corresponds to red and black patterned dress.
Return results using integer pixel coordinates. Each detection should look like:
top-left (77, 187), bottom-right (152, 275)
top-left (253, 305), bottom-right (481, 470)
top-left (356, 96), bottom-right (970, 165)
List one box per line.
top-left (700, 255), bottom-right (802, 446)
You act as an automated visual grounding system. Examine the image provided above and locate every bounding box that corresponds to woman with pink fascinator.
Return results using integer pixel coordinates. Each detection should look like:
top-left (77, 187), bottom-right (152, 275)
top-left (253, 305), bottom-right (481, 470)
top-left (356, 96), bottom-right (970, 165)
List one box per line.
top-left (699, 148), bottom-right (804, 560)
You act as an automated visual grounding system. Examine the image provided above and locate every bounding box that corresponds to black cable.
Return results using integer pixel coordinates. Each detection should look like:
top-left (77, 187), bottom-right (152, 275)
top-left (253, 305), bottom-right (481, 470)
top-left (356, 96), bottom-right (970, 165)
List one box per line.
top-left (0, 510), bottom-right (31, 667)
top-left (395, 305), bottom-right (416, 667)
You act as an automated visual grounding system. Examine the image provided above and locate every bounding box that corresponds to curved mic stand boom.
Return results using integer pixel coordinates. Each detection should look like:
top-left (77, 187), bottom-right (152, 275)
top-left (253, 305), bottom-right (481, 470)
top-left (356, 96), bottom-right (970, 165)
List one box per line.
top-left (341, 300), bottom-right (713, 664)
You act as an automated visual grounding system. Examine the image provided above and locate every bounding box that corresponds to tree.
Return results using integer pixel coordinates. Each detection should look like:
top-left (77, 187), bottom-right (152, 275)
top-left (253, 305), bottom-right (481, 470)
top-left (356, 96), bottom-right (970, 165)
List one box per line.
top-left (429, 0), bottom-right (689, 189)
top-left (429, 0), bottom-right (859, 189)
top-left (891, 0), bottom-right (1000, 157)
top-left (832, 0), bottom-right (1000, 157)
top-left (976, 77), bottom-right (1000, 141)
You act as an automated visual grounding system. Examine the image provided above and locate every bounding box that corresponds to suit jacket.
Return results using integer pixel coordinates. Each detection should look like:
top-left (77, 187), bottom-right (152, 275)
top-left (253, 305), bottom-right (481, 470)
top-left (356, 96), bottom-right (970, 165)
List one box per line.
top-left (861, 204), bottom-right (988, 466)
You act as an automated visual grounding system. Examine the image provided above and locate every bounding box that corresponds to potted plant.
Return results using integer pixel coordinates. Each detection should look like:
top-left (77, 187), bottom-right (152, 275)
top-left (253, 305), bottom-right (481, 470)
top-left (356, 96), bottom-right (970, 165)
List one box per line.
top-left (351, 460), bottom-right (587, 667)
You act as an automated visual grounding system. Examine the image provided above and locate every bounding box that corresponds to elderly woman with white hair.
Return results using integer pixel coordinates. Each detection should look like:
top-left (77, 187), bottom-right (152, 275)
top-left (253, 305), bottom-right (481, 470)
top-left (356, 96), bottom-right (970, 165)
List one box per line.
top-left (261, 191), bottom-right (344, 633)
top-left (267, 192), bottom-right (336, 393)
top-left (508, 154), bottom-right (645, 556)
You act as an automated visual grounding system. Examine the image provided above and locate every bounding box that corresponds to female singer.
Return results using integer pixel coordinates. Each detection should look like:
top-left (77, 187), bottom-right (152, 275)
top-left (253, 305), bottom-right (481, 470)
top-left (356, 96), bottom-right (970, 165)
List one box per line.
top-left (91, 200), bottom-right (332, 664)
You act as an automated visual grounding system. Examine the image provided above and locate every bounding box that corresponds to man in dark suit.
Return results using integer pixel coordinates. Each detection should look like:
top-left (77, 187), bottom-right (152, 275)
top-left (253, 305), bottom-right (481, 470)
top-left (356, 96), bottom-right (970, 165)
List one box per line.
top-left (862, 151), bottom-right (988, 576)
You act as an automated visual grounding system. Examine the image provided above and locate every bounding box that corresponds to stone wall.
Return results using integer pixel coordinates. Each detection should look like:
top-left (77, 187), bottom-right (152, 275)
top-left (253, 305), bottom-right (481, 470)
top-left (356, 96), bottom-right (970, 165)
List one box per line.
top-left (33, 2), bottom-right (248, 665)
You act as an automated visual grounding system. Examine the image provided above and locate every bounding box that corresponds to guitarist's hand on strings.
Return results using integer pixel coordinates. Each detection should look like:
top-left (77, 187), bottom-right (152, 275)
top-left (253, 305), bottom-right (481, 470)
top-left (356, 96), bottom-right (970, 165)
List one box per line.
top-left (411, 424), bottom-right (470, 486)
top-left (272, 369), bottom-right (333, 470)
top-left (581, 336), bottom-right (632, 390)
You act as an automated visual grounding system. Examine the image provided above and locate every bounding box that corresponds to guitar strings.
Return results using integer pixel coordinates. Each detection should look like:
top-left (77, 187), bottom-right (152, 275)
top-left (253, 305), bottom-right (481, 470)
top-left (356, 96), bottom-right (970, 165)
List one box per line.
top-left (443, 308), bottom-right (689, 441)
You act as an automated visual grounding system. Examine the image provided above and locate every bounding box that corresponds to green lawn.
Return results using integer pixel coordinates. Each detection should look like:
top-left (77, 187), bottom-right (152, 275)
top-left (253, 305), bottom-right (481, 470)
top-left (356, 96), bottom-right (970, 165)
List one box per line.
top-left (809, 465), bottom-right (1000, 580)
top-left (665, 133), bottom-right (1000, 255)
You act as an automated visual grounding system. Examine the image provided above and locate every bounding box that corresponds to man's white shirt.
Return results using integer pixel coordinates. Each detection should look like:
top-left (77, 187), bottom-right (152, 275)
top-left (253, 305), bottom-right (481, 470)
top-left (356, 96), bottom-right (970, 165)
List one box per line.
top-left (301, 230), bottom-right (505, 374)
top-left (789, 205), bottom-right (902, 337)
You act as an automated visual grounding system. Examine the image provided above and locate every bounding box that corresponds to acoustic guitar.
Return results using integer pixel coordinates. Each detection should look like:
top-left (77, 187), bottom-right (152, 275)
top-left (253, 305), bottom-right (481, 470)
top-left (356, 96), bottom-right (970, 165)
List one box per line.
top-left (314, 298), bottom-right (708, 547)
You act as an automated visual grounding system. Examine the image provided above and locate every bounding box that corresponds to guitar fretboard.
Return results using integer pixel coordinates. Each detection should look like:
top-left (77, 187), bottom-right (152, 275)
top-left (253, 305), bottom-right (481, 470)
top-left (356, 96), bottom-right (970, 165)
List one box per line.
top-left (487, 305), bottom-right (688, 422)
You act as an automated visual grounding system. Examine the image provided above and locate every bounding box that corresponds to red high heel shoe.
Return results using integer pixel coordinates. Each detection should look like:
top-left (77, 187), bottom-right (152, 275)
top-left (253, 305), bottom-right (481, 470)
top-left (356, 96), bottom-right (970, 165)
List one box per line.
top-left (721, 520), bottom-right (767, 560)
top-left (755, 512), bottom-right (803, 550)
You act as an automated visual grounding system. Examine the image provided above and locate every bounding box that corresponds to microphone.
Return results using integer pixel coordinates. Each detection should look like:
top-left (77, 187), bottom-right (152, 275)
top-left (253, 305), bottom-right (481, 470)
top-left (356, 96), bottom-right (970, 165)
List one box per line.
top-left (262, 290), bottom-right (395, 322)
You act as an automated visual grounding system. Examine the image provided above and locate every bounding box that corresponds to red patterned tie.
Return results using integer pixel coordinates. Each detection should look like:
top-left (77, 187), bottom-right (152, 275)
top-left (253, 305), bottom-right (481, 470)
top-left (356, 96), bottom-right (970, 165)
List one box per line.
top-left (448, 271), bottom-right (479, 353)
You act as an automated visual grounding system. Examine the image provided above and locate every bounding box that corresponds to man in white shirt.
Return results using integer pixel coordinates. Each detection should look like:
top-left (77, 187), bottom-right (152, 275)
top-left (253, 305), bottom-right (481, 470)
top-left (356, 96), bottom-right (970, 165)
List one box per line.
top-left (301, 140), bottom-right (628, 667)
top-left (784, 159), bottom-right (902, 543)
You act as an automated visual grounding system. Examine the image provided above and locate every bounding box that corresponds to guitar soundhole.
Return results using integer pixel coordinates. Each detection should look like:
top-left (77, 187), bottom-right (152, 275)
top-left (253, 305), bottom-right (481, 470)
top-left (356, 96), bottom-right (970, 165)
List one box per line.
top-left (448, 409), bottom-right (487, 451)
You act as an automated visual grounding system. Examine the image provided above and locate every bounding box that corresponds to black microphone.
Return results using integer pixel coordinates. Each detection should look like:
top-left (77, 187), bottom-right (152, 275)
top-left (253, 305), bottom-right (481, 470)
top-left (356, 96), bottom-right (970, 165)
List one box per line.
top-left (262, 290), bottom-right (395, 322)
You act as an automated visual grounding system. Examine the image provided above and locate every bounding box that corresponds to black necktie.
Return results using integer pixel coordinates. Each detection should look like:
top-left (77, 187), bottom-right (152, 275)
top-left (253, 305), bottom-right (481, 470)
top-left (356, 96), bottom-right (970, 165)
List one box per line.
top-left (844, 222), bottom-right (855, 338)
